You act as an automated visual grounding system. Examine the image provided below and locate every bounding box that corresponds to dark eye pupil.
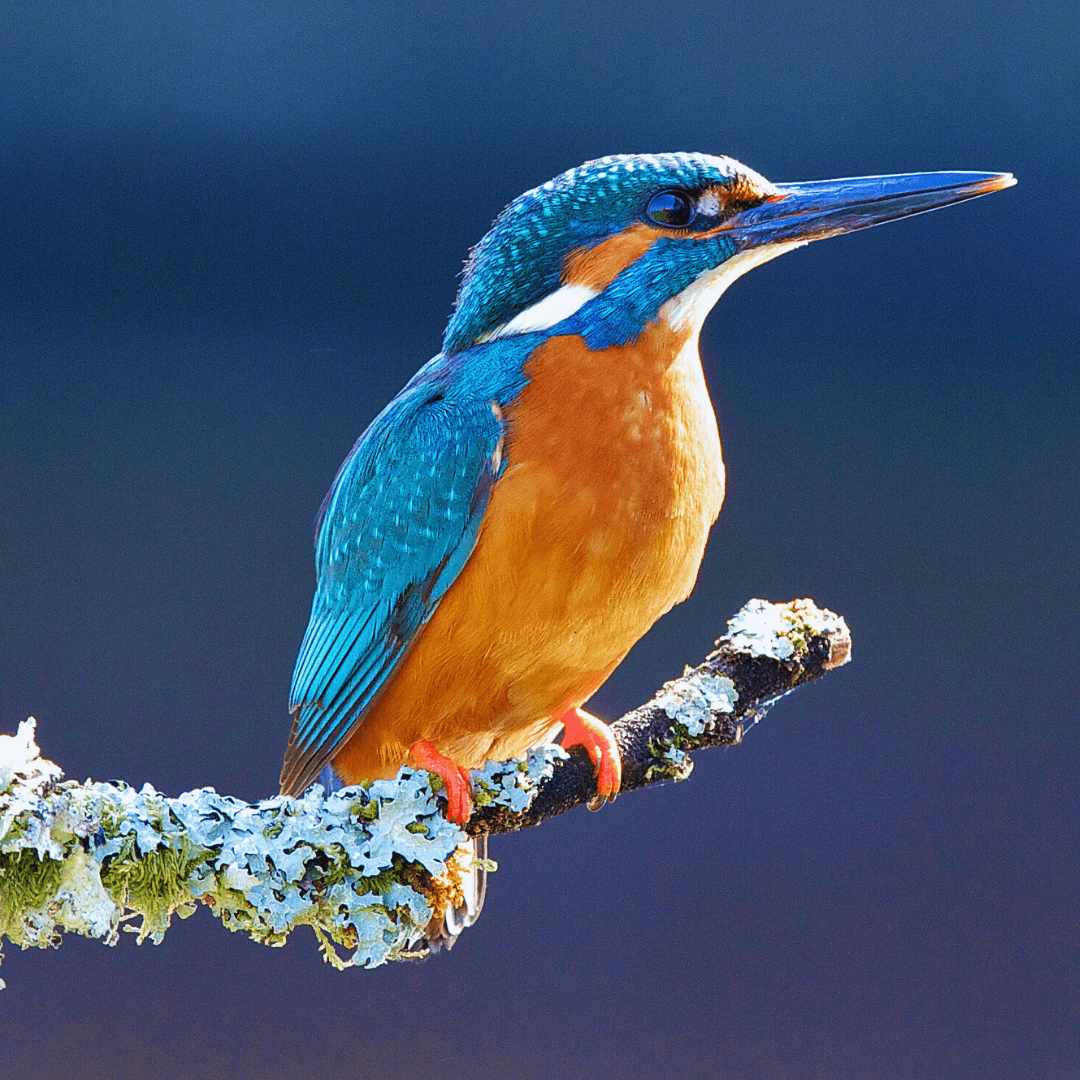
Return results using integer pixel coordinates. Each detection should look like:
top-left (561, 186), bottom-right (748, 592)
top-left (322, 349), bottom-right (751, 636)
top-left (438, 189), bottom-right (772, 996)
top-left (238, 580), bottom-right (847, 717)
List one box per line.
top-left (646, 190), bottom-right (694, 227)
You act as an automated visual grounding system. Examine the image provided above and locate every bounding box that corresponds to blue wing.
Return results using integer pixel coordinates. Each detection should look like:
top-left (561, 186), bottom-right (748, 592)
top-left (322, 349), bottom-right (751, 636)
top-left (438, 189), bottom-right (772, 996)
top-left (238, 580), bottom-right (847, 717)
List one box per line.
top-left (279, 379), bottom-right (505, 796)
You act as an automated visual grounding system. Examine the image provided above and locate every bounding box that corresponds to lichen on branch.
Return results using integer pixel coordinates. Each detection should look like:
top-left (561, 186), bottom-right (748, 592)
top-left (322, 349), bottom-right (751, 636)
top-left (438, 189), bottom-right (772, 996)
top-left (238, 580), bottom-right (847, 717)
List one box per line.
top-left (0, 598), bottom-right (849, 982)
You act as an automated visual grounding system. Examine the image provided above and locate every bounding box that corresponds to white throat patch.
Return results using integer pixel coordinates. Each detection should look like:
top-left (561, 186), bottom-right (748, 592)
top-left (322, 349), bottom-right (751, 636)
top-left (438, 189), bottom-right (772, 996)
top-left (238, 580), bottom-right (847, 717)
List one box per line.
top-left (660, 240), bottom-right (808, 336)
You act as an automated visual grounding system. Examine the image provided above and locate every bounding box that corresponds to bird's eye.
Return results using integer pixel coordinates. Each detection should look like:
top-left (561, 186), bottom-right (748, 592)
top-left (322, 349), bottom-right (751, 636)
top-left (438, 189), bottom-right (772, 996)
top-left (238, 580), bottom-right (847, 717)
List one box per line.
top-left (646, 190), bottom-right (695, 228)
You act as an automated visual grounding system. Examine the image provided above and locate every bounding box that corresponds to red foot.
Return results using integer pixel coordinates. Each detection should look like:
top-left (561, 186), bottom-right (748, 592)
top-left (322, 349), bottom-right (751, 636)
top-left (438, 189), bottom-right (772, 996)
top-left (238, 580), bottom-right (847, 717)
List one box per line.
top-left (410, 740), bottom-right (473, 826)
top-left (559, 708), bottom-right (622, 809)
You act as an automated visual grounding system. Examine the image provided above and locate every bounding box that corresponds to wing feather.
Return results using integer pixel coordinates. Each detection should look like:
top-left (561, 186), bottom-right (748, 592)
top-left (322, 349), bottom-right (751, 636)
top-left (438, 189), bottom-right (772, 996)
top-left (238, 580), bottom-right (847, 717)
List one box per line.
top-left (280, 384), bottom-right (504, 796)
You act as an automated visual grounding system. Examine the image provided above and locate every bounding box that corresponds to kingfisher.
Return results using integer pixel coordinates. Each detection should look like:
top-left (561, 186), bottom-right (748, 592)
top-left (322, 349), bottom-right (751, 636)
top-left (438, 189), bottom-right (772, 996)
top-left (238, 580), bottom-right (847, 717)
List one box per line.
top-left (280, 153), bottom-right (1014, 828)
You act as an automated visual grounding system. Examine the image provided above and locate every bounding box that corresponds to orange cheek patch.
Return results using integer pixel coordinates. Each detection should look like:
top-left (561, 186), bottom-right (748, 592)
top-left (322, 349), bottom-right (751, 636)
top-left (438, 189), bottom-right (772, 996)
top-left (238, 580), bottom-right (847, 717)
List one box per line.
top-left (562, 223), bottom-right (662, 291)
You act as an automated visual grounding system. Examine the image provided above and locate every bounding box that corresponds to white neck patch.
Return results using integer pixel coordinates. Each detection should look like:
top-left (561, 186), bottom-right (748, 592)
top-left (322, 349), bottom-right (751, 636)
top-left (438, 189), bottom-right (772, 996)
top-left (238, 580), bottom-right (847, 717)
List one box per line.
top-left (474, 240), bottom-right (808, 347)
top-left (475, 283), bottom-right (598, 345)
top-left (660, 240), bottom-right (808, 336)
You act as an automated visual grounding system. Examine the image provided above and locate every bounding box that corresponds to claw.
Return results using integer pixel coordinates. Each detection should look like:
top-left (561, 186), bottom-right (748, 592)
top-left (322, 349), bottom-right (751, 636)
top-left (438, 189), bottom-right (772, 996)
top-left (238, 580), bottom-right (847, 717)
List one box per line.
top-left (410, 740), bottom-right (473, 825)
top-left (559, 707), bottom-right (622, 808)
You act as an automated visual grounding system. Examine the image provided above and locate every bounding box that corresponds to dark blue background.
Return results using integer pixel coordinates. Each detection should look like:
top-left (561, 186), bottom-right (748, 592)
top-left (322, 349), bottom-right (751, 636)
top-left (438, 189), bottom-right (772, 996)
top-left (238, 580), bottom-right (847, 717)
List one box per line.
top-left (2, 3), bottom-right (1077, 1077)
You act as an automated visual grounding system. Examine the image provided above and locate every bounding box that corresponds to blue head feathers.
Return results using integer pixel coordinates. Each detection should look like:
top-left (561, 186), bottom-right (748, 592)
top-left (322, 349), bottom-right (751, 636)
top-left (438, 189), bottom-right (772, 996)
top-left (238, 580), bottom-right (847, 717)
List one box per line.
top-left (441, 153), bottom-right (772, 356)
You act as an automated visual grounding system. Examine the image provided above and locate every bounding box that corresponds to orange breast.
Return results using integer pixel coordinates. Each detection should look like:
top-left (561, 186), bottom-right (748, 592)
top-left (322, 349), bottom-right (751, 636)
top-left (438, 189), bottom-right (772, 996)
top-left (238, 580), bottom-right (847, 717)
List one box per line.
top-left (332, 320), bottom-right (725, 782)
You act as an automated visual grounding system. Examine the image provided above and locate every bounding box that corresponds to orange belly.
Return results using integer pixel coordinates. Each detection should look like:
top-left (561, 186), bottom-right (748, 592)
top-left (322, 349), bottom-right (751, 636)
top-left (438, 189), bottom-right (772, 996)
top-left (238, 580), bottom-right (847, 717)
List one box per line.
top-left (333, 321), bottom-right (725, 782)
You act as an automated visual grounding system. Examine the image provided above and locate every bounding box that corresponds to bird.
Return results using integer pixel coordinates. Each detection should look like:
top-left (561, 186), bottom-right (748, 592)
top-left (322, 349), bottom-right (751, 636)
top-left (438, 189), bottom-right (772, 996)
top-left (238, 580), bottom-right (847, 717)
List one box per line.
top-left (281, 153), bottom-right (1013, 839)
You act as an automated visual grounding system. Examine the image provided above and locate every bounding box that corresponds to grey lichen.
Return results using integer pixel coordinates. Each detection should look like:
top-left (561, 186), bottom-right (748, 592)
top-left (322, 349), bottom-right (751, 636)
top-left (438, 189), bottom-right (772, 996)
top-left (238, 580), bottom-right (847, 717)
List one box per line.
top-left (647, 671), bottom-right (740, 781)
top-left (725, 597), bottom-right (842, 663)
top-left (0, 719), bottom-right (566, 976)
top-left (470, 746), bottom-right (569, 810)
top-left (0, 598), bottom-right (851, 983)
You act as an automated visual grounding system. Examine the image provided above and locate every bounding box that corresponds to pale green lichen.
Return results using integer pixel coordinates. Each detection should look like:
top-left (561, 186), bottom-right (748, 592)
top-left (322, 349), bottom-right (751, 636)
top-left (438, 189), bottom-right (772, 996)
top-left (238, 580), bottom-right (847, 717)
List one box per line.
top-left (0, 719), bottom-right (566, 978)
top-left (646, 672), bottom-right (739, 782)
top-left (654, 672), bottom-right (738, 737)
top-left (469, 744), bottom-right (569, 811)
top-left (645, 739), bottom-right (695, 784)
top-left (724, 597), bottom-right (833, 662)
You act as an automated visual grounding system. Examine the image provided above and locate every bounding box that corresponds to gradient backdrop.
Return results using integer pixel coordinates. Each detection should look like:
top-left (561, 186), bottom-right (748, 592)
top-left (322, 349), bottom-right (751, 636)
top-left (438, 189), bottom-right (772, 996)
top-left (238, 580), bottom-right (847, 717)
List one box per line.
top-left (2, 3), bottom-right (1077, 1077)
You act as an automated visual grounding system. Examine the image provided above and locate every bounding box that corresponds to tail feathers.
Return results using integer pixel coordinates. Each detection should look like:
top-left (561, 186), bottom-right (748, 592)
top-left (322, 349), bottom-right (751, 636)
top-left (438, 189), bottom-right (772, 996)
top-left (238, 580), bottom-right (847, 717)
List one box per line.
top-left (316, 764), bottom-right (344, 794)
top-left (315, 764), bottom-right (343, 799)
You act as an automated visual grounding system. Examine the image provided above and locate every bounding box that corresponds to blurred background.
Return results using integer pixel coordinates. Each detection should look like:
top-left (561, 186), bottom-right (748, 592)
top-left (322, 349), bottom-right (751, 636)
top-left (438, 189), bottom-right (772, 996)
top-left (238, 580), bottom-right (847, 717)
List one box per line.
top-left (1, 2), bottom-right (1076, 1077)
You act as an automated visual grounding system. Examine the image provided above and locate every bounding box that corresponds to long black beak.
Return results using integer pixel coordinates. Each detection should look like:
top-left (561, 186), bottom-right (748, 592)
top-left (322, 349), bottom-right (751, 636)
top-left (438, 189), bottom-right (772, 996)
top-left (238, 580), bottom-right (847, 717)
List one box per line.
top-left (729, 171), bottom-right (1016, 247)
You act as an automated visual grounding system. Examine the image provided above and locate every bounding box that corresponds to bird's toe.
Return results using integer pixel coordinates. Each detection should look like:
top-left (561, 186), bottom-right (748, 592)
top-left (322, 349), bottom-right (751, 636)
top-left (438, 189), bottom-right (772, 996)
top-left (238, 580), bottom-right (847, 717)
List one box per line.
top-left (560, 707), bottom-right (622, 809)
top-left (410, 739), bottom-right (474, 826)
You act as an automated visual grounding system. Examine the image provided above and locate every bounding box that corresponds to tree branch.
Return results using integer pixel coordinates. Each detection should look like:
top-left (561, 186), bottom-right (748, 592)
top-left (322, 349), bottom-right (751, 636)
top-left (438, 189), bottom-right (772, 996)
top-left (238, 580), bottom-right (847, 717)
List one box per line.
top-left (468, 597), bottom-right (850, 835)
top-left (0, 598), bottom-right (849, 980)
